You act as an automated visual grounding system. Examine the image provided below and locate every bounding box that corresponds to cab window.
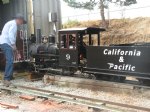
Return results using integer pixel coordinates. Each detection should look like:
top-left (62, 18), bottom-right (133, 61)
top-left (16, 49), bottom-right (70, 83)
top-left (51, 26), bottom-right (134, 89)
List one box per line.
top-left (60, 34), bottom-right (76, 49)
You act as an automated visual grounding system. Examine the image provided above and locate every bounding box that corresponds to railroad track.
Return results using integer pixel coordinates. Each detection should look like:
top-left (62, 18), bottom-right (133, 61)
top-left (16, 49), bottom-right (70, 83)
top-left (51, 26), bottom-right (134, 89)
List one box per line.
top-left (0, 85), bottom-right (150, 112)
top-left (40, 68), bottom-right (150, 89)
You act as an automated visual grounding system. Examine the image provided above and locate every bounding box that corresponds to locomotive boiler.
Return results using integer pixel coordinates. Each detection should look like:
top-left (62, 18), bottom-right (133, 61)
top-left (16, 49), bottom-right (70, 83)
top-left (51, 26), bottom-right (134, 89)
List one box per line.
top-left (29, 34), bottom-right (59, 68)
top-left (29, 34), bottom-right (59, 56)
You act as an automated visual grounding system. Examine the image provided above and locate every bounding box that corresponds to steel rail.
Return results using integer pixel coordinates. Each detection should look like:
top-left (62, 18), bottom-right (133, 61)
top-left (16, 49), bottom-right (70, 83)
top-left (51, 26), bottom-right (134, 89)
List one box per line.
top-left (17, 85), bottom-right (150, 112)
top-left (0, 86), bottom-right (123, 112)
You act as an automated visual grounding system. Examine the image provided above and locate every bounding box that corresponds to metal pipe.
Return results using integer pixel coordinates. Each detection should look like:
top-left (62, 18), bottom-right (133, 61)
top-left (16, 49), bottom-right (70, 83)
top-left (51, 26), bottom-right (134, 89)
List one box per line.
top-left (36, 29), bottom-right (42, 44)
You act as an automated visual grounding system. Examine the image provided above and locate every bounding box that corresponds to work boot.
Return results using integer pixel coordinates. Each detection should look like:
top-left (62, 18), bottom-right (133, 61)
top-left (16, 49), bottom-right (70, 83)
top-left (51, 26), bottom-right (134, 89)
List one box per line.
top-left (10, 76), bottom-right (15, 80)
top-left (2, 80), bottom-right (12, 87)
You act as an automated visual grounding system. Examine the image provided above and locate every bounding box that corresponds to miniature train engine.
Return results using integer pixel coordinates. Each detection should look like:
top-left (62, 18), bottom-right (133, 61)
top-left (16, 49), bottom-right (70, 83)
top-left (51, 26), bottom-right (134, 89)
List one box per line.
top-left (29, 27), bottom-right (150, 87)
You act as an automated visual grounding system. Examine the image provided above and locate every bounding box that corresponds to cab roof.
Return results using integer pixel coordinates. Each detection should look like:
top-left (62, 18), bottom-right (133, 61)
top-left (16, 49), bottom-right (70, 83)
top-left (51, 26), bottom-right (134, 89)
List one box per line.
top-left (59, 27), bottom-right (105, 34)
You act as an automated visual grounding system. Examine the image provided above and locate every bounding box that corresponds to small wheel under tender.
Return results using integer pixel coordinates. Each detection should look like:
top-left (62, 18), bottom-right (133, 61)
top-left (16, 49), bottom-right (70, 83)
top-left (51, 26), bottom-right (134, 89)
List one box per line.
top-left (138, 79), bottom-right (150, 86)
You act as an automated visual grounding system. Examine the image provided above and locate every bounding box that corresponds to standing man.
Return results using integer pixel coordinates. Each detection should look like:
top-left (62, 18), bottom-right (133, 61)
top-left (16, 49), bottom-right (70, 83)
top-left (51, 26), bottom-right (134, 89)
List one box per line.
top-left (0, 14), bottom-right (27, 87)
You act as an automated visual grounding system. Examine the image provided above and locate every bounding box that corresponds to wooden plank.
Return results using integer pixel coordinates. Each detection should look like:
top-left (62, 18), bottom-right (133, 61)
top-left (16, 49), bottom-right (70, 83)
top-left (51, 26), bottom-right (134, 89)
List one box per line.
top-left (0, 102), bottom-right (18, 109)
top-left (46, 75), bottom-right (150, 95)
top-left (47, 75), bottom-right (134, 89)
top-left (19, 95), bottom-right (35, 101)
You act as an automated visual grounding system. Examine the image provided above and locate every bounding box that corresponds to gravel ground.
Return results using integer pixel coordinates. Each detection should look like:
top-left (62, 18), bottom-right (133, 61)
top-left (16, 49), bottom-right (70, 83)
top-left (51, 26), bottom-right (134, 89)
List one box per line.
top-left (0, 79), bottom-right (149, 112)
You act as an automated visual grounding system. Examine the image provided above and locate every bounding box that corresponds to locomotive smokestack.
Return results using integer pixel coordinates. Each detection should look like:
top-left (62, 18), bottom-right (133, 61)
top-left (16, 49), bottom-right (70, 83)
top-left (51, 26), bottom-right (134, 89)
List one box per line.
top-left (49, 34), bottom-right (55, 44)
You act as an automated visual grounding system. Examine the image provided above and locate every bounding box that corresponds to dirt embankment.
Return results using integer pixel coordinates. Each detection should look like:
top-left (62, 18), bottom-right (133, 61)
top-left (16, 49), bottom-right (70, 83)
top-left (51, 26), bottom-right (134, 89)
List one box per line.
top-left (63, 17), bottom-right (150, 45)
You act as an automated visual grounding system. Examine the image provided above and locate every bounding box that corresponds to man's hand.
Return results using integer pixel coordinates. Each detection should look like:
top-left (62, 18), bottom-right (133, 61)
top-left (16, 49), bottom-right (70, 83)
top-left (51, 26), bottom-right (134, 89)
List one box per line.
top-left (16, 51), bottom-right (21, 60)
top-left (11, 45), bottom-right (21, 61)
top-left (14, 50), bottom-right (21, 61)
top-left (11, 44), bottom-right (17, 51)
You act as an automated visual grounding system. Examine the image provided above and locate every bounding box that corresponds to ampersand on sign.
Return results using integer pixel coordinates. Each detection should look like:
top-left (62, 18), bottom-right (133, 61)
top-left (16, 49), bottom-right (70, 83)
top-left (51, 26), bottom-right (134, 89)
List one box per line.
top-left (119, 56), bottom-right (124, 63)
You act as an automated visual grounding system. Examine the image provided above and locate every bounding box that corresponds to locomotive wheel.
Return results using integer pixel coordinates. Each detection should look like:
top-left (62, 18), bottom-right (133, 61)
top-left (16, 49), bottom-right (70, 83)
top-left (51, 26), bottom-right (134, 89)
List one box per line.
top-left (138, 79), bottom-right (150, 86)
top-left (62, 67), bottom-right (77, 76)
top-left (95, 74), bottom-right (126, 82)
top-left (95, 74), bottom-right (112, 81)
top-left (111, 76), bottom-right (126, 82)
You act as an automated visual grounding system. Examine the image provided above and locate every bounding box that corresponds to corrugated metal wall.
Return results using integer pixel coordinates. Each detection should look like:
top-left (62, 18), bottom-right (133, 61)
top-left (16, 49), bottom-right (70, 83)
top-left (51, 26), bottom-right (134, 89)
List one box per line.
top-left (0, 1), bottom-right (2, 31)
top-left (33, 0), bottom-right (62, 37)
top-left (0, 0), bottom-right (62, 37)
top-left (0, 0), bottom-right (28, 31)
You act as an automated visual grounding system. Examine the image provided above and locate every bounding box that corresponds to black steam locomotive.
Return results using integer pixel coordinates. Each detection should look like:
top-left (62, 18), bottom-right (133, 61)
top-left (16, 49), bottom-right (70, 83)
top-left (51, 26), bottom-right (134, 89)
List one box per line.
top-left (29, 27), bottom-right (150, 86)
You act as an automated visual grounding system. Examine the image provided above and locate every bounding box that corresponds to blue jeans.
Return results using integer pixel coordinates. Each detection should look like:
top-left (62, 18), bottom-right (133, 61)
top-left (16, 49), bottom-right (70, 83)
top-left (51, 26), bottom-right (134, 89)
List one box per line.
top-left (0, 44), bottom-right (14, 81)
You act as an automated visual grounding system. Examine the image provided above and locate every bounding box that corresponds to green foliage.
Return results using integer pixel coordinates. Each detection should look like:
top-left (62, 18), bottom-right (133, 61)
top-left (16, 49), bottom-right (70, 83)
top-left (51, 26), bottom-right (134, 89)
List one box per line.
top-left (63, 20), bottom-right (80, 28)
top-left (108, 0), bottom-right (137, 6)
top-left (63, 0), bottom-right (97, 10)
top-left (2, 0), bottom-right (10, 4)
top-left (63, 0), bottom-right (137, 10)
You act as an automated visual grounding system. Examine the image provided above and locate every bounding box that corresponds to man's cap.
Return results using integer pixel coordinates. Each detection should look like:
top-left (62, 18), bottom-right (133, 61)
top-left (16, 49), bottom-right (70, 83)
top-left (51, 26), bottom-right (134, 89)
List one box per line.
top-left (13, 13), bottom-right (27, 24)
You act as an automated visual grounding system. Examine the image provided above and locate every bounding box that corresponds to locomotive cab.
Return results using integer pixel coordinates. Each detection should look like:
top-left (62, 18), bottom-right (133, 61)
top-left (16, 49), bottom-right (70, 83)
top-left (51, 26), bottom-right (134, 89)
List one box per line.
top-left (58, 27), bottom-right (105, 68)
